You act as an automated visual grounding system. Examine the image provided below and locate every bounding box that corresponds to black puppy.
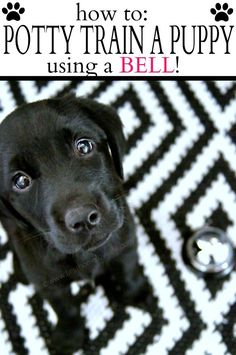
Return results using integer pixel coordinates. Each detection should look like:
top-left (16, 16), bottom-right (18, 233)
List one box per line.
top-left (0, 95), bottom-right (149, 352)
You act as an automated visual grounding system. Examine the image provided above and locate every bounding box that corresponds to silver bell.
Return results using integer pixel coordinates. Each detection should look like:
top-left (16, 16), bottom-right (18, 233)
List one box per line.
top-left (185, 226), bottom-right (235, 277)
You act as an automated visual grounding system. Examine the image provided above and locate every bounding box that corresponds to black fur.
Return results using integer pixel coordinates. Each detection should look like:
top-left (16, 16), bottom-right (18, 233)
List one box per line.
top-left (0, 95), bottom-right (150, 353)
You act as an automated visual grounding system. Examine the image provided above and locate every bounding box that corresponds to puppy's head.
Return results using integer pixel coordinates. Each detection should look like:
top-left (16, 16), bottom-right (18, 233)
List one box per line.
top-left (0, 95), bottom-right (126, 254)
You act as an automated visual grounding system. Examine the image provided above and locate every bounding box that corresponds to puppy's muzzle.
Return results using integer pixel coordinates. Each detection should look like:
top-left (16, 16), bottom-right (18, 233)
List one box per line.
top-left (64, 205), bottom-right (101, 233)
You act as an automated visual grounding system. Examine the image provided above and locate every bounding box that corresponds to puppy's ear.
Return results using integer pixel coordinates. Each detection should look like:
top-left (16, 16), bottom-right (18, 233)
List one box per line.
top-left (77, 98), bottom-right (126, 179)
top-left (0, 196), bottom-right (31, 228)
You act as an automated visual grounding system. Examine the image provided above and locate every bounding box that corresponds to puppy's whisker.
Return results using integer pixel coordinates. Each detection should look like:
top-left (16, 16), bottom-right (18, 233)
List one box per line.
top-left (22, 229), bottom-right (51, 243)
top-left (112, 193), bottom-right (125, 202)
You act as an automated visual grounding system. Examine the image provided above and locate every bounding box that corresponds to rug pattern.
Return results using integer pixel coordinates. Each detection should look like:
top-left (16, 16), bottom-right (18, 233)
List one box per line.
top-left (0, 80), bottom-right (236, 355)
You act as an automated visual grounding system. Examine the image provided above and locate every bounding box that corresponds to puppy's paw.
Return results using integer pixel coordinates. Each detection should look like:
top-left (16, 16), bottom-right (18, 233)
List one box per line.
top-left (113, 275), bottom-right (155, 309)
top-left (51, 320), bottom-right (87, 353)
top-left (125, 278), bottom-right (154, 307)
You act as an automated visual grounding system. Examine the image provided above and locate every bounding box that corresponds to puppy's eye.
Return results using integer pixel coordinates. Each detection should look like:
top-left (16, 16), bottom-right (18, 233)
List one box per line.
top-left (12, 173), bottom-right (32, 191)
top-left (75, 138), bottom-right (94, 155)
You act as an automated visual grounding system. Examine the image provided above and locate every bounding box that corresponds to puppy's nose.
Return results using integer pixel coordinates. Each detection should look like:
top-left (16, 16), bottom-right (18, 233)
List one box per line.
top-left (64, 205), bottom-right (101, 233)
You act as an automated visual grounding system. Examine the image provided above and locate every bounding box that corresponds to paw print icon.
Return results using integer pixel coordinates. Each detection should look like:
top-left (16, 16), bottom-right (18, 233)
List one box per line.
top-left (2, 2), bottom-right (25, 21)
top-left (210, 3), bottom-right (233, 22)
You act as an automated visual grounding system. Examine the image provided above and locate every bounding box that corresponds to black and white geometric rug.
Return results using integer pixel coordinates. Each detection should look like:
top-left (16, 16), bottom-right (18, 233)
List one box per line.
top-left (1, 80), bottom-right (236, 355)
